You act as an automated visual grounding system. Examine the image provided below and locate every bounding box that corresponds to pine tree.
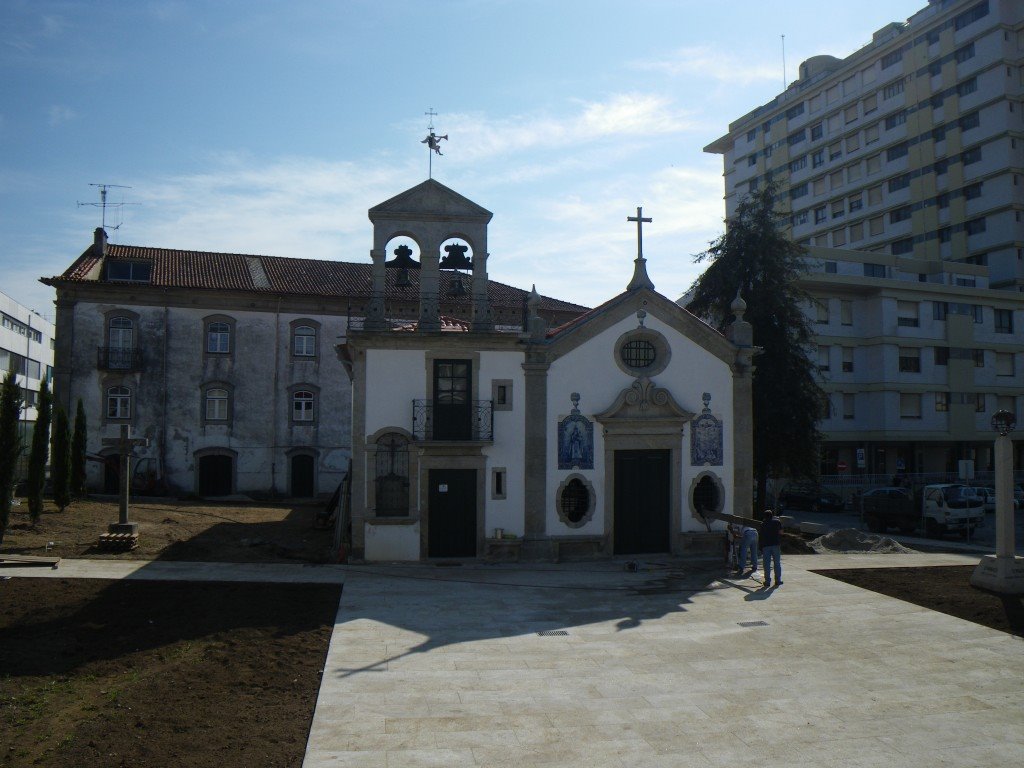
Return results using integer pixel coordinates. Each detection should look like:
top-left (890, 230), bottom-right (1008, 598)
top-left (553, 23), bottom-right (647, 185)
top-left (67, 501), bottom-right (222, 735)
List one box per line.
top-left (51, 406), bottom-right (71, 513)
top-left (686, 183), bottom-right (827, 510)
top-left (71, 398), bottom-right (88, 499)
top-left (26, 379), bottom-right (52, 524)
top-left (0, 371), bottom-right (24, 545)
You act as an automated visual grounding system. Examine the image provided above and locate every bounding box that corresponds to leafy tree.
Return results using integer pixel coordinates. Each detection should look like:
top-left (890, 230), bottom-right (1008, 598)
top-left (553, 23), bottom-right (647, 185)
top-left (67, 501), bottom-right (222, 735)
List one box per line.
top-left (51, 406), bottom-right (71, 512)
top-left (27, 379), bottom-right (52, 524)
top-left (71, 398), bottom-right (88, 499)
top-left (0, 371), bottom-right (24, 545)
top-left (686, 183), bottom-right (827, 510)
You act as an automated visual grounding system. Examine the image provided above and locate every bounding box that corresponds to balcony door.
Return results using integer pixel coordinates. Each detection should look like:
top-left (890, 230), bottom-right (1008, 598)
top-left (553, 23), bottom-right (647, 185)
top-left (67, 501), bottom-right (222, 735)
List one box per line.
top-left (108, 316), bottom-right (134, 369)
top-left (432, 359), bottom-right (471, 440)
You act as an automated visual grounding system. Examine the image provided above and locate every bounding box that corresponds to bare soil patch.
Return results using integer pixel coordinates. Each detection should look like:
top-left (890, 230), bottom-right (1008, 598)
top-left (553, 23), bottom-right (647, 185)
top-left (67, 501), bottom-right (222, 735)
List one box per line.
top-left (0, 577), bottom-right (341, 768)
top-left (0, 498), bottom-right (336, 563)
top-left (815, 565), bottom-right (1024, 638)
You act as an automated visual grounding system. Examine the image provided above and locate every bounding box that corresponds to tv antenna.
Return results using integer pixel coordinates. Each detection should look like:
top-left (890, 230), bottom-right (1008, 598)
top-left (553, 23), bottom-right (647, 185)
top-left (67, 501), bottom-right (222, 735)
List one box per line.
top-left (77, 183), bottom-right (137, 231)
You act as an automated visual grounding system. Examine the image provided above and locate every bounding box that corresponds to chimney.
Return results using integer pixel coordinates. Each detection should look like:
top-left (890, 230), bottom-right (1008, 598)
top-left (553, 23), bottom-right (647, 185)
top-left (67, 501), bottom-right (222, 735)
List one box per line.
top-left (93, 227), bottom-right (108, 257)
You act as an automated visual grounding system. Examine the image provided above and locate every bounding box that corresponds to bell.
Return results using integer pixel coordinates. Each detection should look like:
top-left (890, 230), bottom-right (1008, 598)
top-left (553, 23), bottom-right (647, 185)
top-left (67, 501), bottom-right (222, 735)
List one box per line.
top-left (439, 243), bottom-right (472, 271)
top-left (386, 243), bottom-right (420, 271)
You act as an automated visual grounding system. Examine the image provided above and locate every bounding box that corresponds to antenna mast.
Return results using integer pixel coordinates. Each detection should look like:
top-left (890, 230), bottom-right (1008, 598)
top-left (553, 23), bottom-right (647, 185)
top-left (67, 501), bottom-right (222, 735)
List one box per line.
top-left (781, 34), bottom-right (787, 92)
top-left (77, 183), bottom-right (136, 230)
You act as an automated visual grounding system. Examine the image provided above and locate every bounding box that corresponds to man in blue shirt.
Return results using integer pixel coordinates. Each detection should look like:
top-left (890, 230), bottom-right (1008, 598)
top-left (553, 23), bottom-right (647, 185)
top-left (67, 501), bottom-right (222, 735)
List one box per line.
top-left (761, 509), bottom-right (784, 588)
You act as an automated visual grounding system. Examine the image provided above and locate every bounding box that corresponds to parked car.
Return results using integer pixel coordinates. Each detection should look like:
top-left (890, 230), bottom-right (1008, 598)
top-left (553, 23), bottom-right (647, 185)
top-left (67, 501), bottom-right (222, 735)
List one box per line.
top-left (777, 483), bottom-right (844, 513)
top-left (861, 487), bottom-right (915, 533)
top-left (962, 487), bottom-right (996, 513)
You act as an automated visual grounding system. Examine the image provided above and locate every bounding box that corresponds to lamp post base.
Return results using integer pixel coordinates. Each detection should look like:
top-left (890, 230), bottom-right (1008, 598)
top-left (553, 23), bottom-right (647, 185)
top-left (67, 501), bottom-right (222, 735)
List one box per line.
top-left (970, 554), bottom-right (1024, 595)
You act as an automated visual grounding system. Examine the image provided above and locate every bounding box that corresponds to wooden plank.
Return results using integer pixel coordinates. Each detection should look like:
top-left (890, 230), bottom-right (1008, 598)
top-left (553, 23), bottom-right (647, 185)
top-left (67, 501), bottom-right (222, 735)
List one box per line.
top-left (0, 554), bottom-right (61, 567)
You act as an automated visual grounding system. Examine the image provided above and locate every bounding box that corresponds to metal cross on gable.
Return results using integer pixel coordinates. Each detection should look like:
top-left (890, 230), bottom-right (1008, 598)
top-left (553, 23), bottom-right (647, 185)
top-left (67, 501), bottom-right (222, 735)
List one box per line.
top-left (100, 424), bottom-right (149, 530)
top-left (627, 206), bottom-right (652, 260)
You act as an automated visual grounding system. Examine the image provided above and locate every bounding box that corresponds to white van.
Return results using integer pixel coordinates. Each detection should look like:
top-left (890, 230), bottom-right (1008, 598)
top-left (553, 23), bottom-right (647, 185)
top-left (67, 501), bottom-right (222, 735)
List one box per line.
top-left (922, 484), bottom-right (985, 538)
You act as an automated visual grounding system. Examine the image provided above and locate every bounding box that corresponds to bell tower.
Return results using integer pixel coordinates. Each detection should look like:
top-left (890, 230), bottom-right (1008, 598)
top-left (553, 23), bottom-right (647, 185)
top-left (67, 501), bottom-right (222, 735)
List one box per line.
top-left (366, 179), bottom-right (494, 331)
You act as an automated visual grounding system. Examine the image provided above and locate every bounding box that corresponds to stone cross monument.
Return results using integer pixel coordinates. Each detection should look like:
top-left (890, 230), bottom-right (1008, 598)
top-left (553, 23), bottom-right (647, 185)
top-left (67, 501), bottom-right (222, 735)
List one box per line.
top-left (100, 424), bottom-right (149, 535)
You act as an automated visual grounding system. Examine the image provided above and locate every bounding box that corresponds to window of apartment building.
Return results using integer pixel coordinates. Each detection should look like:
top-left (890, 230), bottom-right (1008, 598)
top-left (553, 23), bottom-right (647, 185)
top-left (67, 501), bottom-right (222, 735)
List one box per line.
top-left (865, 124), bottom-right (880, 144)
top-left (961, 146), bottom-right (982, 166)
top-left (935, 158), bottom-right (949, 176)
top-left (830, 170), bottom-right (844, 190)
top-left (938, 227), bottom-right (952, 243)
top-left (842, 75), bottom-right (858, 95)
top-left (810, 93), bottom-right (823, 112)
top-left (881, 49), bottom-right (903, 70)
top-left (814, 206), bottom-right (827, 224)
top-left (831, 200), bottom-right (845, 219)
top-left (747, 129), bottom-right (757, 142)
top-left (954, 2), bottom-right (989, 32)
top-left (790, 183), bottom-right (808, 200)
top-left (105, 261), bottom-right (152, 283)
top-left (816, 301), bottom-right (830, 325)
top-left (106, 386), bottom-right (131, 420)
top-left (899, 347), bottom-right (921, 373)
top-left (995, 308), bottom-right (1014, 334)
top-left (864, 263), bottom-right (886, 278)
top-left (963, 181), bottom-right (982, 199)
top-left (862, 65), bottom-right (877, 85)
top-left (887, 142), bottom-right (908, 162)
top-left (885, 110), bottom-right (907, 130)
top-left (996, 395), bottom-right (1016, 415)
top-left (812, 149), bottom-right (825, 168)
top-left (897, 300), bottom-right (919, 327)
top-left (956, 77), bottom-right (977, 97)
top-left (817, 345), bottom-right (830, 371)
top-left (826, 85), bottom-right (840, 104)
top-left (972, 349), bottom-right (985, 368)
top-left (888, 174), bottom-right (910, 193)
top-left (849, 221), bottom-right (864, 243)
top-left (958, 111), bottom-right (980, 132)
top-left (292, 322), bottom-right (318, 358)
top-left (830, 142), bottom-right (842, 161)
top-left (815, 234), bottom-right (830, 246)
top-left (899, 393), bottom-right (921, 419)
top-left (832, 228), bottom-right (847, 247)
top-left (846, 133), bottom-right (861, 152)
top-left (882, 79), bottom-right (905, 100)
top-left (847, 163), bottom-right (862, 182)
top-left (748, 154), bottom-right (757, 166)
top-left (786, 103), bottom-right (805, 119)
top-left (790, 156), bottom-right (807, 173)
top-left (890, 205), bottom-right (912, 224)
top-left (840, 301), bottom-right (853, 328)
top-left (788, 129), bottom-right (806, 146)
top-left (928, 61), bottom-right (942, 78)
top-left (867, 185), bottom-right (882, 206)
top-left (932, 125), bottom-right (946, 143)
top-left (843, 393), bottom-right (855, 420)
top-left (866, 154), bottom-right (882, 175)
top-left (934, 346), bottom-right (949, 365)
top-left (848, 193), bottom-right (863, 212)
top-left (996, 351), bottom-right (1015, 376)
top-left (949, 43), bottom-right (977, 65)
top-left (204, 386), bottom-right (230, 422)
top-left (824, 261), bottom-right (838, 274)
top-left (844, 105), bottom-right (858, 124)
top-left (814, 177), bottom-right (827, 196)
top-left (964, 217), bottom-right (986, 235)
top-left (292, 389), bottom-right (315, 422)
top-left (935, 392), bottom-right (949, 412)
top-left (793, 210), bottom-right (809, 226)
top-left (749, 179), bottom-right (759, 193)
top-left (869, 217), bottom-right (885, 236)
top-left (811, 123), bottom-right (823, 141)
top-left (842, 347), bottom-right (854, 373)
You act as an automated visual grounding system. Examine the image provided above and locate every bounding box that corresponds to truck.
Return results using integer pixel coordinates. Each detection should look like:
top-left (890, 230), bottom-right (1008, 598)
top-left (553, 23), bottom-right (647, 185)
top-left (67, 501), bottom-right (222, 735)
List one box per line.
top-left (862, 483), bottom-right (985, 538)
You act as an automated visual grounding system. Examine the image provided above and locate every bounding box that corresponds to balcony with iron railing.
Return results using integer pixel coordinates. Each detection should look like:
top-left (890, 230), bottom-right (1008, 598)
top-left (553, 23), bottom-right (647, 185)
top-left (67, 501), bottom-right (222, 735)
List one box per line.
top-left (412, 399), bottom-right (493, 442)
top-left (97, 346), bottom-right (144, 371)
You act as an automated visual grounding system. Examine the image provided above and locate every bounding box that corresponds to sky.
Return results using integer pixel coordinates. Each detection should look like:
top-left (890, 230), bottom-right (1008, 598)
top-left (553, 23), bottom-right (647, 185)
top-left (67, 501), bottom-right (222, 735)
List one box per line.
top-left (1, 0), bottom-right (929, 320)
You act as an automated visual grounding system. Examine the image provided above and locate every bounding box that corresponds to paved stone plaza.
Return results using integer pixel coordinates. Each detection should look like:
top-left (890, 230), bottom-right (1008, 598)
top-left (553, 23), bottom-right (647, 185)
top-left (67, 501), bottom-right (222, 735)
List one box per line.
top-left (5, 553), bottom-right (1022, 766)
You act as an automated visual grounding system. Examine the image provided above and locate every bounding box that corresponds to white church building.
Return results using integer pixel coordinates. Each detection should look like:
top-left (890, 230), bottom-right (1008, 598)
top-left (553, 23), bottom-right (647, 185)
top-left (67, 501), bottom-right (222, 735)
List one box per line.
top-left (342, 180), bottom-right (755, 561)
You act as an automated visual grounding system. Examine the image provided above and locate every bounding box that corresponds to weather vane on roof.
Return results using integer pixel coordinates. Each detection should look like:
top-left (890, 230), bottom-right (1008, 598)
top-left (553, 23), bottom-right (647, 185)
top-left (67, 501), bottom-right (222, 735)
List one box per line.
top-left (421, 107), bottom-right (447, 179)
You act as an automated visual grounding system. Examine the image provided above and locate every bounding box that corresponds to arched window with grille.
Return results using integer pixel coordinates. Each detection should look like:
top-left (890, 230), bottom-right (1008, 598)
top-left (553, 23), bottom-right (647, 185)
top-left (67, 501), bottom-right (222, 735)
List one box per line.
top-left (375, 432), bottom-right (410, 516)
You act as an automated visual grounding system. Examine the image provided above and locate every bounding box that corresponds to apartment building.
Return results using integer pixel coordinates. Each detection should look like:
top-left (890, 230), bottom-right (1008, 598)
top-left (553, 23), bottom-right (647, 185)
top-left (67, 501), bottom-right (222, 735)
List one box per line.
top-left (705, 0), bottom-right (1023, 477)
top-left (801, 246), bottom-right (1019, 477)
top-left (706, 0), bottom-right (1024, 291)
top-left (0, 290), bottom-right (55, 458)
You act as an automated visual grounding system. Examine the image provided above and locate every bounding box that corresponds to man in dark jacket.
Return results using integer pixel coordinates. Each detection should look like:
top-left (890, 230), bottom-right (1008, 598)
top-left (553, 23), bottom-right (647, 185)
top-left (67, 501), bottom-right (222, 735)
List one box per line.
top-left (760, 509), bottom-right (783, 588)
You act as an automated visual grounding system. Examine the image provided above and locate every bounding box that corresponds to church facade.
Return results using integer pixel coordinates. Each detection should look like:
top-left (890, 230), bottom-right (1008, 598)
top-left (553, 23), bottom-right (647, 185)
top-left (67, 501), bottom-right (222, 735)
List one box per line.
top-left (343, 180), bottom-right (754, 561)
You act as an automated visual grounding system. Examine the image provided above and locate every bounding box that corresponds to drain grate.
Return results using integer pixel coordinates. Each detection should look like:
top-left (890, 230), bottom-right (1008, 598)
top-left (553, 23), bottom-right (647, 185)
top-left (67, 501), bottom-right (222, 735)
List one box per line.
top-left (537, 630), bottom-right (569, 636)
top-left (737, 620), bottom-right (769, 628)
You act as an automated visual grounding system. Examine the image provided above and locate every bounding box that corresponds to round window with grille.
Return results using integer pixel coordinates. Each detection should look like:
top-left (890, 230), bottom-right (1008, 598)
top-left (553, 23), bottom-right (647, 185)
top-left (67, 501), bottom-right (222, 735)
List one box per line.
top-left (620, 339), bottom-right (656, 369)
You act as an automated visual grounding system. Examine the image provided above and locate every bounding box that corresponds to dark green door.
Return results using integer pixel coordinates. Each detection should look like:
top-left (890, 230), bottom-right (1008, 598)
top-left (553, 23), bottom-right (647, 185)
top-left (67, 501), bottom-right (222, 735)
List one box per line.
top-left (433, 360), bottom-right (471, 440)
top-left (614, 450), bottom-right (670, 554)
top-left (198, 455), bottom-right (233, 497)
top-left (428, 469), bottom-right (477, 557)
top-left (291, 455), bottom-right (315, 497)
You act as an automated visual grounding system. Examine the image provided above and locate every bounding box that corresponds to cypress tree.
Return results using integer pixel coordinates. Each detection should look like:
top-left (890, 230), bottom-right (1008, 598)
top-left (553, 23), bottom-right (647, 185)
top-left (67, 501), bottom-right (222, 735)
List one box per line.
top-left (27, 379), bottom-right (52, 524)
top-left (0, 371), bottom-right (24, 545)
top-left (71, 398), bottom-right (88, 499)
top-left (51, 406), bottom-right (71, 513)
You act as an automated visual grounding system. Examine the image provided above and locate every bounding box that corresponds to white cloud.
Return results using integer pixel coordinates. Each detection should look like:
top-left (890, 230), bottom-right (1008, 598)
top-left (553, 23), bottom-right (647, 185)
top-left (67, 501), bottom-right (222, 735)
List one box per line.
top-left (47, 105), bottom-right (76, 126)
top-left (633, 45), bottom-right (781, 87)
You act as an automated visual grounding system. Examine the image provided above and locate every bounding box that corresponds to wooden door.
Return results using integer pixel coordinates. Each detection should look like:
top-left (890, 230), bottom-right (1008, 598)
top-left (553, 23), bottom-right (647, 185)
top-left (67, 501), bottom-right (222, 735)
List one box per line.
top-left (614, 450), bottom-right (670, 554)
top-left (428, 469), bottom-right (477, 557)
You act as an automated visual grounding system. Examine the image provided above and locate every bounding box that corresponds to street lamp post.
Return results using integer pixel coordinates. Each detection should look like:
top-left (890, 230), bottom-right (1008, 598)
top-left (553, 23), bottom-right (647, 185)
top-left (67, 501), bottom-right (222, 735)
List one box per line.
top-left (970, 410), bottom-right (1024, 594)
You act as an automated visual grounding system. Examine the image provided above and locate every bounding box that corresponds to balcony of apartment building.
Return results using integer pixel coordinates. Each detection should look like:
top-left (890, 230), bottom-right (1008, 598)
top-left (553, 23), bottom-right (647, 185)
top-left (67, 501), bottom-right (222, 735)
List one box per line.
top-left (411, 399), bottom-right (493, 443)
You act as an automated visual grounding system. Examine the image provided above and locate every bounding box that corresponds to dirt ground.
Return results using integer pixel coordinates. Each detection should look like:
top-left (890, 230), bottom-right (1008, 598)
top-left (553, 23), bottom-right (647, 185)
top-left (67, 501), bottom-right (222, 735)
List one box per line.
top-left (0, 578), bottom-right (341, 768)
top-left (815, 565), bottom-right (1024, 638)
top-left (0, 498), bottom-right (337, 563)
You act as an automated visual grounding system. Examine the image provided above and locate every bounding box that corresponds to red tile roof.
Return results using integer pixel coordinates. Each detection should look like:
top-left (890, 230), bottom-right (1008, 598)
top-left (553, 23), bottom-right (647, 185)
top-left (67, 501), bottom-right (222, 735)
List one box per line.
top-left (45, 243), bottom-right (589, 315)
